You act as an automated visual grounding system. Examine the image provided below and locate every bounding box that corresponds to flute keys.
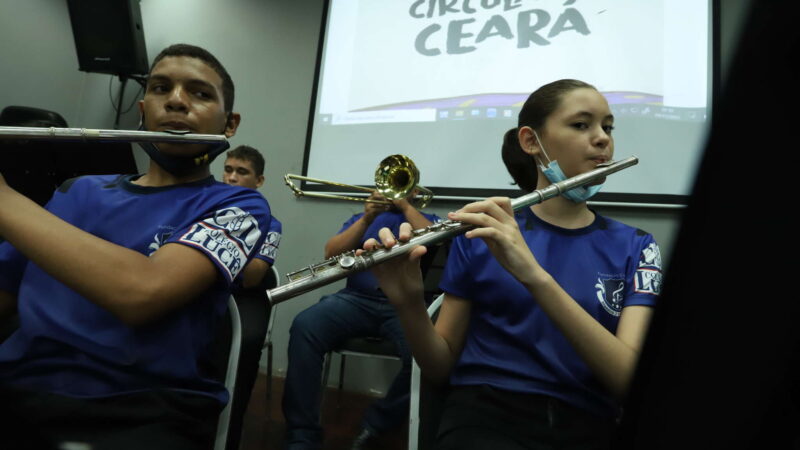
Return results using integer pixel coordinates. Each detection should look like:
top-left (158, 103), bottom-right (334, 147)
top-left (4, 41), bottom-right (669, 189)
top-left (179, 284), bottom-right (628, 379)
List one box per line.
top-left (338, 255), bottom-right (356, 269)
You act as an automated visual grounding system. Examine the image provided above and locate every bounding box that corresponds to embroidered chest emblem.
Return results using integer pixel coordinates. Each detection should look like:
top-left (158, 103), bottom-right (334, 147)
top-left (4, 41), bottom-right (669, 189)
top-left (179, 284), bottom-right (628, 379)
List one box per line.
top-left (148, 226), bottom-right (176, 255)
top-left (595, 276), bottom-right (625, 317)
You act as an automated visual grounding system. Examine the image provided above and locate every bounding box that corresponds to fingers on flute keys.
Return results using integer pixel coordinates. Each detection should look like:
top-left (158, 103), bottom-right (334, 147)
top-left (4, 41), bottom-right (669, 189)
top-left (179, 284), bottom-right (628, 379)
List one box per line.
top-left (448, 197), bottom-right (514, 230)
top-left (359, 223), bottom-right (425, 261)
top-left (361, 227), bottom-right (394, 254)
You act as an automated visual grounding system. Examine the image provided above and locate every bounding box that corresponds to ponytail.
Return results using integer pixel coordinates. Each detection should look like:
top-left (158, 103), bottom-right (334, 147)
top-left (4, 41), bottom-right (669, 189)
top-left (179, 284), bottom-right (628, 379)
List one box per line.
top-left (501, 128), bottom-right (537, 193)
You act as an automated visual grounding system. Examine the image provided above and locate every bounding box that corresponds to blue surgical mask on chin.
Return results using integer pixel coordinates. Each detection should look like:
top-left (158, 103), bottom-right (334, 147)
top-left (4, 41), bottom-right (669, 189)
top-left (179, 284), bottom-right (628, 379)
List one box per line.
top-left (533, 130), bottom-right (602, 203)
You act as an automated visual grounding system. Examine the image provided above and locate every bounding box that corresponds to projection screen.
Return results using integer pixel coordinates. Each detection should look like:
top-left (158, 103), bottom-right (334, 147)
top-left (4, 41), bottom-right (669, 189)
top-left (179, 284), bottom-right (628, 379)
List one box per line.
top-left (302, 0), bottom-right (716, 206)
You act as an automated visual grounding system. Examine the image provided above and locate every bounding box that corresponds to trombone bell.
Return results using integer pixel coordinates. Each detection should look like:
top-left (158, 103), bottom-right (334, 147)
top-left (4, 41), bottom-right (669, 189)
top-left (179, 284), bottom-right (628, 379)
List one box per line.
top-left (284, 154), bottom-right (434, 208)
top-left (375, 154), bottom-right (433, 208)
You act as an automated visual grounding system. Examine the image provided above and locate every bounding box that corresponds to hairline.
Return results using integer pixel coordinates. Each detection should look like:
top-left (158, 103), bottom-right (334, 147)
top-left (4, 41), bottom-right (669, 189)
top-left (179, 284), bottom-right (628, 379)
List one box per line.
top-left (149, 46), bottom-right (234, 113)
top-left (224, 156), bottom-right (259, 174)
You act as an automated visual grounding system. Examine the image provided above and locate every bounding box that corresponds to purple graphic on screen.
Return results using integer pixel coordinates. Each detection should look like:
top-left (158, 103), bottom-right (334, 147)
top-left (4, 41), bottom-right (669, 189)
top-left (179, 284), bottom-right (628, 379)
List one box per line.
top-left (354, 92), bottom-right (662, 112)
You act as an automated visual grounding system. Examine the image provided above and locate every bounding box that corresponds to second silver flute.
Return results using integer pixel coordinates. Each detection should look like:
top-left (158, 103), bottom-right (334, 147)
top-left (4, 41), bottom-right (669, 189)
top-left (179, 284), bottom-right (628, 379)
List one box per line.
top-left (268, 156), bottom-right (639, 305)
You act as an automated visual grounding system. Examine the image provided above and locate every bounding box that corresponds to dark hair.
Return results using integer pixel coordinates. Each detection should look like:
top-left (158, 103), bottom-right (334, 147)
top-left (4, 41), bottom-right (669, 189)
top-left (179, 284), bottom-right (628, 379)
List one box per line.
top-left (501, 128), bottom-right (537, 193)
top-left (502, 79), bottom-right (596, 192)
top-left (226, 145), bottom-right (265, 176)
top-left (149, 44), bottom-right (235, 113)
top-left (518, 79), bottom-right (595, 130)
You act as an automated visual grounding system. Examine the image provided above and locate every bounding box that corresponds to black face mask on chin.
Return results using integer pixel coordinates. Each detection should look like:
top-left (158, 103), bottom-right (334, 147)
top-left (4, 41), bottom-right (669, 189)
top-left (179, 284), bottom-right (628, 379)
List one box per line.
top-left (137, 116), bottom-right (231, 176)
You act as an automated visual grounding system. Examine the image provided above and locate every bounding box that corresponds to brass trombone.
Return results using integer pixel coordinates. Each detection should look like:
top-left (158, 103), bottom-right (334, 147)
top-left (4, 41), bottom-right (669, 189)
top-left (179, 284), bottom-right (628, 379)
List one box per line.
top-left (284, 154), bottom-right (434, 209)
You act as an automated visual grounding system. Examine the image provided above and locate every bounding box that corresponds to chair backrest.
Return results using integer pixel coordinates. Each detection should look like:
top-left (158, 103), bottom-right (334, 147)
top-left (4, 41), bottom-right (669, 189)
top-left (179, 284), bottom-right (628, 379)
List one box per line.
top-left (408, 293), bottom-right (445, 450)
top-left (426, 294), bottom-right (444, 322)
top-left (421, 242), bottom-right (449, 305)
top-left (263, 264), bottom-right (280, 291)
top-left (0, 106), bottom-right (68, 127)
top-left (214, 295), bottom-right (242, 450)
top-left (265, 265), bottom-right (280, 343)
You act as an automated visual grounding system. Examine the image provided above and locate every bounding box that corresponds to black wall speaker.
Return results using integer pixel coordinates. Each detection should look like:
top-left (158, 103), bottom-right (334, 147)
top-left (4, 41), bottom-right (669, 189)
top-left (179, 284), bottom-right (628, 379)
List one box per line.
top-left (66, 0), bottom-right (149, 76)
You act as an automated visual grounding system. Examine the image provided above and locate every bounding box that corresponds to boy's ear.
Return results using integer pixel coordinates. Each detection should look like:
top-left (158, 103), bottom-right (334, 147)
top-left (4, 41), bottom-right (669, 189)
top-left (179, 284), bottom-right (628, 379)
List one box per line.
top-left (224, 113), bottom-right (241, 137)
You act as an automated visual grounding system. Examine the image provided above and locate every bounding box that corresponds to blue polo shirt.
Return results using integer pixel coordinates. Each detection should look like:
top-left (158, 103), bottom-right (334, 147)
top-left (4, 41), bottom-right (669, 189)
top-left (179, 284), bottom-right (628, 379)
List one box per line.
top-left (440, 207), bottom-right (662, 417)
top-left (0, 174), bottom-right (271, 405)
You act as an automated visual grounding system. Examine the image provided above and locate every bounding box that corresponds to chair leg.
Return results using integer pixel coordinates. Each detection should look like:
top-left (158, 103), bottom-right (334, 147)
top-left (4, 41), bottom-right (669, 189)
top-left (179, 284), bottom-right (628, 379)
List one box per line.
top-left (319, 352), bottom-right (332, 425)
top-left (266, 342), bottom-right (273, 421)
top-left (321, 352), bottom-right (332, 404)
top-left (338, 354), bottom-right (346, 408)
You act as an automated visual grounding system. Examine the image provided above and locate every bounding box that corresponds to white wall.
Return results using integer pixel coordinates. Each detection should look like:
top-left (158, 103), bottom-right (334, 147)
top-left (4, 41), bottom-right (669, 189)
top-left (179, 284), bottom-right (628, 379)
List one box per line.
top-left (0, 0), bottom-right (752, 397)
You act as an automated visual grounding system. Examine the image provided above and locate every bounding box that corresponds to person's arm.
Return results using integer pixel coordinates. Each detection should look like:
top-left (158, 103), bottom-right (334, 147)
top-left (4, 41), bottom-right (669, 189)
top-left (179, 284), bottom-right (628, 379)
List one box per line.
top-left (521, 274), bottom-right (652, 399)
top-left (398, 292), bottom-right (472, 384)
top-left (449, 197), bottom-right (653, 400)
top-left (0, 175), bottom-right (235, 326)
top-left (240, 258), bottom-right (270, 289)
top-left (240, 219), bottom-right (281, 289)
top-left (392, 197), bottom-right (434, 230)
top-left (362, 225), bottom-right (471, 384)
top-left (324, 191), bottom-right (386, 258)
top-left (0, 290), bottom-right (15, 321)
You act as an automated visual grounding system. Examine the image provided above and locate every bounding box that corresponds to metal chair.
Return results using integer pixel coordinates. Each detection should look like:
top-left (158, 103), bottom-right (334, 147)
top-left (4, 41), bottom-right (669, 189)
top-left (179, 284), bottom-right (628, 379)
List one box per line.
top-left (262, 265), bottom-right (280, 419)
top-left (319, 244), bottom-right (447, 409)
top-left (321, 332), bottom-right (403, 408)
top-left (215, 295), bottom-right (242, 450)
top-left (408, 293), bottom-right (445, 450)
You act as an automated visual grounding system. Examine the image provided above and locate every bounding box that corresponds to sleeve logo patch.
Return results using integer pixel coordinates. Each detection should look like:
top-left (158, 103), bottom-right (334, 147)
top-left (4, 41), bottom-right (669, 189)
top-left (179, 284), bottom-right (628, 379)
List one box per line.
top-left (634, 242), bottom-right (663, 295)
top-left (179, 206), bottom-right (262, 281)
top-left (259, 231), bottom-right (282, 260)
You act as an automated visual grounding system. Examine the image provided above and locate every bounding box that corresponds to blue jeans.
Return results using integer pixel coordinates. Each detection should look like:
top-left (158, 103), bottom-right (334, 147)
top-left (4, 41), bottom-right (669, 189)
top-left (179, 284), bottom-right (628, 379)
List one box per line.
top-left (282, 288), bottom-right (412, 449)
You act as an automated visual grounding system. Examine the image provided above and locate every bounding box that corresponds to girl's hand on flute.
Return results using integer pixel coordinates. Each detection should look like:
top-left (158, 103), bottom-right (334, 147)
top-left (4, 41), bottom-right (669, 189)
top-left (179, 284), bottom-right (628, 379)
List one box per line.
top-left (359, 222), bottom-right (427, 309)
top-left (448, 197), bottom-right (545, 288)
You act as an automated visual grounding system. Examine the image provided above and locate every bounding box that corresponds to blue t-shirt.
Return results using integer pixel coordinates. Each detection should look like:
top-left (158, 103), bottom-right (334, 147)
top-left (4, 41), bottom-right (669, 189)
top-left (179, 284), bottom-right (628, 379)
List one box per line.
top-left (439, 207), bottom-right (662, 417)
top-left (338, 210), bottom-right (439, 295)
top-left (0, 174), bottom-right (271, 404)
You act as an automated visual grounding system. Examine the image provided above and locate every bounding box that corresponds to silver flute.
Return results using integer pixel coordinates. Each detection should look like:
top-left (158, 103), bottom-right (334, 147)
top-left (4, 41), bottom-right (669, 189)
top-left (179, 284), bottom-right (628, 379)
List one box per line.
top-left (0, 126), bottom-right (227, 144)
top-left (268, 156), bottom-right (639, 305)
